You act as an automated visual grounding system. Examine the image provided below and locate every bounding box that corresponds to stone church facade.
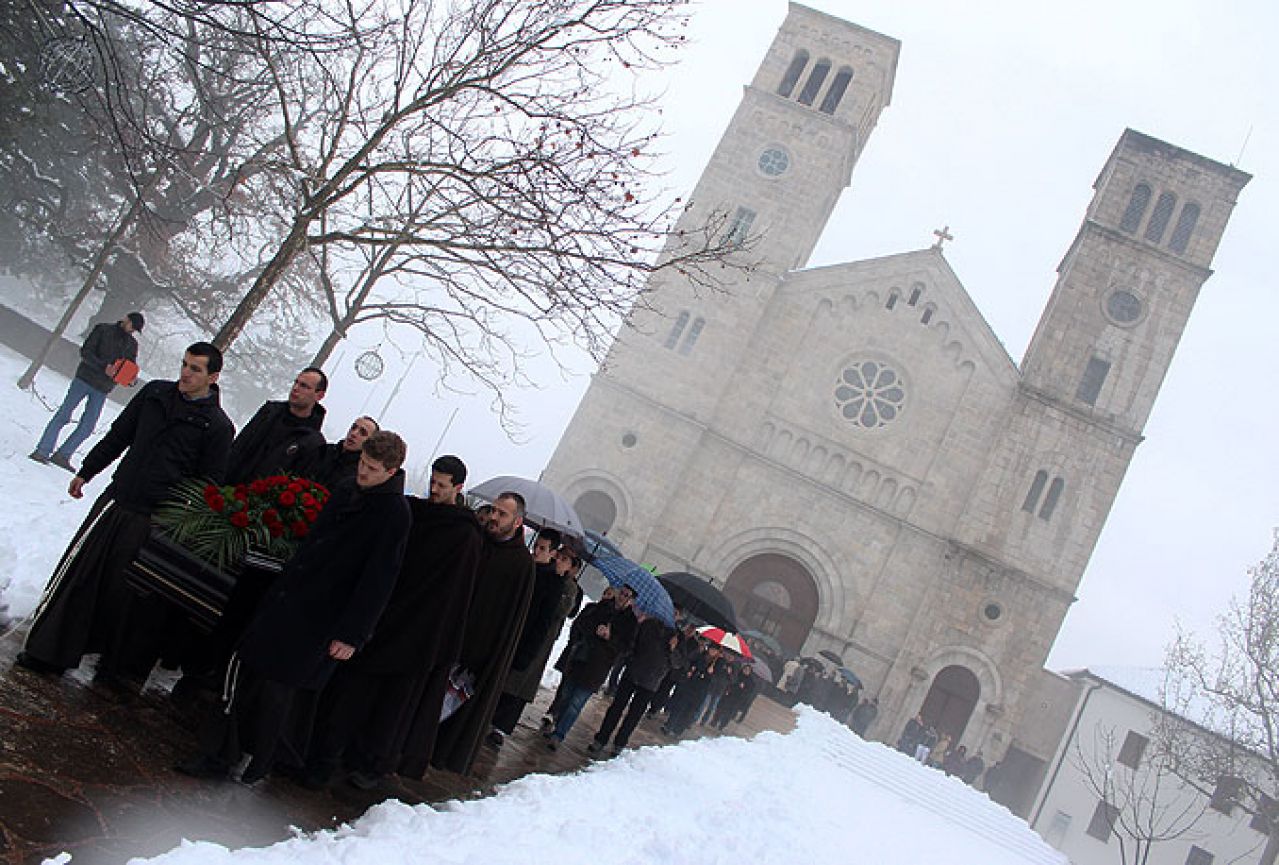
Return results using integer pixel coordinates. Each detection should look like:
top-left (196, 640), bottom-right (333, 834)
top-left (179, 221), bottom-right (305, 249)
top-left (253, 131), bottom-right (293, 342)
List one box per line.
top-left (542, 3), bottom-right (1248, 803)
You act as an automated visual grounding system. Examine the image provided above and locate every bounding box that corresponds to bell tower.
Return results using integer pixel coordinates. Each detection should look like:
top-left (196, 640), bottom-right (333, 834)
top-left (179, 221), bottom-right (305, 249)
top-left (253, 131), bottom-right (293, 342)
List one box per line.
top-left (957, 130), bottom-right (1250, 604)
top-left (600, 3), bottom-right (901, 421)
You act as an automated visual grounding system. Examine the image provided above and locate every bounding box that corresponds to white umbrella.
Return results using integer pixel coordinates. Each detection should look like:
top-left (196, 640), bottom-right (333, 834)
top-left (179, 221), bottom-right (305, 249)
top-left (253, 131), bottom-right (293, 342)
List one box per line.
top-left (469, 475), bottom-right (584, 537)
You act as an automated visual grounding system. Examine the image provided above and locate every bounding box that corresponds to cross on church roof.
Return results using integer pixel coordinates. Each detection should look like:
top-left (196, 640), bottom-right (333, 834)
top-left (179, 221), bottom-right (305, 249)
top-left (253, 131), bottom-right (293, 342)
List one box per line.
top-left (932, 225), bottom-right (954, 250)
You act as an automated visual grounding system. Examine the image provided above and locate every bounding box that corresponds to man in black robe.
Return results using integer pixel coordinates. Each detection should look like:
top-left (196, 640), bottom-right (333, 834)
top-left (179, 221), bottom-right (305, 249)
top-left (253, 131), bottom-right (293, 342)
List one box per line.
top-left (427, 491), bottom-right (535, 776)
top-left (224, 367), bottom-right (327, 484)
top-left (309, 415), bottom-right (378, 492)
top-left (17, 343), bottom-right (234, 681)
top-left (303, 454), bottom-right (482, 788)
top-left (177, 431), bottom-right (412, 784)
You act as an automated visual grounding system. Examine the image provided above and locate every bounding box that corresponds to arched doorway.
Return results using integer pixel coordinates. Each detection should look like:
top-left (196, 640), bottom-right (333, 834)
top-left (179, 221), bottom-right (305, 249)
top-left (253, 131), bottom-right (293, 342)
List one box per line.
top-left (723, 553), bottom-right (820, 654)
top-left (573, 490), bottom-right (617, 534)
top-left (919, 665), bottom-right (980, 740)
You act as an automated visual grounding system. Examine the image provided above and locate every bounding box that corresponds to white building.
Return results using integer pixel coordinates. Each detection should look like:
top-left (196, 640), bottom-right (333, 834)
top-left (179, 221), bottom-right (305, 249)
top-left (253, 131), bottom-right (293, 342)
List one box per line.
top-left (1029, 668), bottom-right (1272, 865)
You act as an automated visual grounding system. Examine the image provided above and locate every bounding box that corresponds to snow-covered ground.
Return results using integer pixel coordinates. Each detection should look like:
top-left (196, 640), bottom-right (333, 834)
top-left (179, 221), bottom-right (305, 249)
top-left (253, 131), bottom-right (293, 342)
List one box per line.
top-left (0, 346), bottom-right (1064, 865)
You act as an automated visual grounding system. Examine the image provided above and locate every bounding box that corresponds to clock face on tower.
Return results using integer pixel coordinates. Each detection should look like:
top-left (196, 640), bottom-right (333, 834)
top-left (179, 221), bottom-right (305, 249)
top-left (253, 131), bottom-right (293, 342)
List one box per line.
top-left (758, 146), bottom-right (790, 177)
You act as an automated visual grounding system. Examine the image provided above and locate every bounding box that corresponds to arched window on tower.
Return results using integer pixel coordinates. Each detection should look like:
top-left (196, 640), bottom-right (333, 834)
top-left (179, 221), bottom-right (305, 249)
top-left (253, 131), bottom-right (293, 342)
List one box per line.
top-left (1039, 477), bottom-right (1065, 520)
top-left (664, 311), bottom-right (689, 349)
top-left (797, 58), bottom-right (831, 106)
top-left (1022, 470), bottom-right (1048, 513)
top-left (1144, 191), bottom-right (1177, 244)
top-left (1168, 202), bottom-right (1200, 254)
top-left (778, 49), bottom-right (809, 98)
top-left (679, 317), bottom-right (705, 355)
top-left (886, 290), bottom-right (900, 310)
top-left (818, 66), bottom-right (854, 114)
top-left (1119, 183), bottom-right (1151, 233)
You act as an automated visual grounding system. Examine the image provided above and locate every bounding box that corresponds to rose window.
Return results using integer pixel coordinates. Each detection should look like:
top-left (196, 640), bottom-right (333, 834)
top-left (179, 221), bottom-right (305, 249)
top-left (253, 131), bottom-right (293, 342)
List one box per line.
top-left (758, 147), bottom-right (790, 177)
top-left (835, 361), bottom-right (905, 428)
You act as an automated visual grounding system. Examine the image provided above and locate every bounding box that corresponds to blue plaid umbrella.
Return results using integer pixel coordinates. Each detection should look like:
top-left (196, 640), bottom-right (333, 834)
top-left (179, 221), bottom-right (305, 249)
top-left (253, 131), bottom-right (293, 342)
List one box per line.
top-left (589, 555), bottom-right (676, 627)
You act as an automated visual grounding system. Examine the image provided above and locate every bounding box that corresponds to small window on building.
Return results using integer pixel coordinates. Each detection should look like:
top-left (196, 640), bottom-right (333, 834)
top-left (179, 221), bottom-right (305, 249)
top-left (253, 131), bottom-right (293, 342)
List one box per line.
top-left (678, 316), bottom-right (705, 355)
top-left (1168, 202), bottom-right (1200, 254)
top-left (1044, 811), bottom-right (1073, 847)
top-left (724, 206), bottom-right (756, 247)
top-left (886, 290), bottom-right (900, 310)
top-left (797, 58), bottom-right (831, 106)
top-left (1185, 846), bottom-right (1215, 865)
top-left (1250, 793), bottom-right (1275, 834)
top-left (1086, 799), bottom-right (1119, 841)
top-left (1022, 470), bottom-right (1048, 513)
top-left (1117, 731), bottom-right (1148, 769)
top-left (1076, 356), bottom-right (1111, 406)
top-left (908, 286), bottom-right (922, 306)
top-left (1119, 183), bottom-right (1152, 233)
top-left (1209, 776), bottom-right (1244, 815)
top-left (664, 311), bottom-right (689, 349)
top-left (920, 305), bottom-right (935, 325)
top-left (778, 49), bottom-right (809, 98)
top-left (1039, 477), bottom-right (1065, 520)
top-left (818, 66), bottom-right (854, 114)
top-left (1144, 191), bottom-right (1177, 244)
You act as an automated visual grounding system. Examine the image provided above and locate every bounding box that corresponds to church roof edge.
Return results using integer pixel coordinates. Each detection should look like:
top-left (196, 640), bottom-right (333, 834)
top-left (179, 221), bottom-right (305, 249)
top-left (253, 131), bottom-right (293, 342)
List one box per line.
top-left (1102, 128), bottom-right (1253, 190)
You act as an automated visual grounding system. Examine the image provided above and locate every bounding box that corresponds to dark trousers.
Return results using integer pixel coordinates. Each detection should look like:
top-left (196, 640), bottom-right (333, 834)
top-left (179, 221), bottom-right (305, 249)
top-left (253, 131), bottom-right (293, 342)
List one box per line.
top-left (491, 691), bottom-right (527, 734)
top-left (594, 676), bottom-right (655, 749)
top-left (198, 665), bottom-right (315, 779)
top-left (310, 666), bottom-right (419, 774)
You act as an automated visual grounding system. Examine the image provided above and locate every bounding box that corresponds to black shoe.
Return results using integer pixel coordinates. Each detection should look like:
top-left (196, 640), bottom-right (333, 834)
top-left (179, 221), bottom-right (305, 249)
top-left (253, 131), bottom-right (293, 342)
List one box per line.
top-left (14, 651), bottom-right (65, 676)
top-left (174, 755), bottom-right (231, 780)
top-left (539, 716), bottom-right (554, 734)
top-left (49, 454), bottom-right (75, 473)
top-left (239, 758), bottom-right (271, 786)
top-left (545, 737), bottom-right (560, 752)
top-left (347, 770), bottom-right (384, 791)
top-left (485, 729), bottom-right (504, 749)
top-left (27, 450), bottom-right (49, 465)
top-left (586, 740), bottom-right (604, 755)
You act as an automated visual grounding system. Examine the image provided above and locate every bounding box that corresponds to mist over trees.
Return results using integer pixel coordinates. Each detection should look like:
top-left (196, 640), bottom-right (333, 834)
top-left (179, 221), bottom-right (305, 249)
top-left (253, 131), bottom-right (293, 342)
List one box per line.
top-left (0, 0), bottom-right (746, 417)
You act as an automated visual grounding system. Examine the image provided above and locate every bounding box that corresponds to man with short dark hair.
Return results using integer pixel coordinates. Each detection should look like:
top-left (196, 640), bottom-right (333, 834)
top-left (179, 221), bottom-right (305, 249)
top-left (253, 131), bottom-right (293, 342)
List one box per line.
top-left (31, 312), bottom-right (144, 471)
top-left (309, 415), bottom-right (378, 491)
top-left (427, 491), bottom-right (535, 776)
top-left (179, 430), bottom-right (412, 784)
top-left (18, 342), bottom-right (234, 680)
top-left (303, 454), bottom-right (484, 789)
top-left (225, 367), bottom-right (328, 484)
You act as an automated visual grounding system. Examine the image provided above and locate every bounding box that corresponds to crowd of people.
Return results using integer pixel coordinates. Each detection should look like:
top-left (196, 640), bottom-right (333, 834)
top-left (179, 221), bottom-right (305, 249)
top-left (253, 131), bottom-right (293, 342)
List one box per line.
top-left (13, 325), bottom-right (763, 791)
top-left (778, 657), bottom-right (880, 737)
top-left (895, 714), bottom-right (988, 786)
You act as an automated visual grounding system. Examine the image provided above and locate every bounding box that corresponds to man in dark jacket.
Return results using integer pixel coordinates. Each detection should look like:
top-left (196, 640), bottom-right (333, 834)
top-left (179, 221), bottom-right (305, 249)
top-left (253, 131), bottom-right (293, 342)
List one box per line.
top-left (31, 312), bottom-right (143, 471)
top-left (304, 454), bottom-right (482, 788)
top-left (178, 431), bottom-right (412, 784)
top-left (590, 612), bottom-right (673, 755)
top-left (224, 367), bottom-right (327, 484)
top-left (547, 586), bottom-right (638, 749)
top-left (428, 491), bottom-right (535, 776)
top-left (309, 415), bottom-right (378, 492)
top-left (17, 342), bottom-right (234, 680)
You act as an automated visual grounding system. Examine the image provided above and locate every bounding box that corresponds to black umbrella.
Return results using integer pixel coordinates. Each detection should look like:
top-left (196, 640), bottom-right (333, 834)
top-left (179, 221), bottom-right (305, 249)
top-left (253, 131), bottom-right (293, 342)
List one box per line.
top-left (656, 571), bottom-right (738, 631)
top-left (819, 649), bottom-right (845, 666)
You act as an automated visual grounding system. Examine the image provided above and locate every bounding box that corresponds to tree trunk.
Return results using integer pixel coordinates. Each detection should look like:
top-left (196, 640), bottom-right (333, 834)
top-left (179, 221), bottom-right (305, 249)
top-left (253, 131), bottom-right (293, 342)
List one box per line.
top-left (309, 318), bottom-right (352, 370)
top-left (17, 195), bottom-right (147, 390)
top-left (212, 220), bottom-right (310, 351)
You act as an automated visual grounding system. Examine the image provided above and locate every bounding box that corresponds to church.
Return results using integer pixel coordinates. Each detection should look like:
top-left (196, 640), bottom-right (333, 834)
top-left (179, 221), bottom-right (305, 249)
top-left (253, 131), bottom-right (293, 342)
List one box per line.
top-left (541, 3), bottom-right (1249, 809)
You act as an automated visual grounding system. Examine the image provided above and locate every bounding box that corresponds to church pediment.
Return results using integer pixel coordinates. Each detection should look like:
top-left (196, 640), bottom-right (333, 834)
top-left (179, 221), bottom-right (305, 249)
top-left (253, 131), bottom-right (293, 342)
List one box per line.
top-left (778, 248), bottom-right (1020, 386)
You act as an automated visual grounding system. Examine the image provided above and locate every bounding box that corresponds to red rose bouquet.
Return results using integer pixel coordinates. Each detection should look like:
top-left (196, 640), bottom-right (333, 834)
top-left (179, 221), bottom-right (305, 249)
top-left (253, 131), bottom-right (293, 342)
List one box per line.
top-left (153, 475), bottom-right (331, 571)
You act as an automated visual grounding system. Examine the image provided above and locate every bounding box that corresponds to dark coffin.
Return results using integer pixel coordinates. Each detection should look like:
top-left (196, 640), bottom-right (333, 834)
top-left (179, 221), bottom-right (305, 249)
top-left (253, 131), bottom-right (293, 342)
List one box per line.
top-left (124, 530), bottom-right (283, 631)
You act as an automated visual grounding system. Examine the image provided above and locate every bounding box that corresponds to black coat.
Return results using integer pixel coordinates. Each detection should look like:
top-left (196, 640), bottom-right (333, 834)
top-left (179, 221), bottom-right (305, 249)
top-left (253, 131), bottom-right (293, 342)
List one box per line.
top-left (564, 600), bottom-right (638, 692)
top-left (236, 470), bottom-right (411, 691)
top-left (308, 442), bottom-right (361, 492)
top-left (226, 401), bottom-right (327, 484)
top-left (354, 499), bottom-right (483, 675)
top-left (625, 616), bottom-right (674, 692)
top-left (75, 321), bottom-right (137, 393)
top-left (428, 529), bottom-right (535, 776)
top-left (78, 379), bottom-right (234, 513)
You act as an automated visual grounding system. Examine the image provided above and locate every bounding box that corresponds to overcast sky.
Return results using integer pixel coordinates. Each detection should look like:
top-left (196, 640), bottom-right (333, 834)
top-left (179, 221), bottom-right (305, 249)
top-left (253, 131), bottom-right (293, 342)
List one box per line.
top-left (318, 0), bottom-right (1279, 673)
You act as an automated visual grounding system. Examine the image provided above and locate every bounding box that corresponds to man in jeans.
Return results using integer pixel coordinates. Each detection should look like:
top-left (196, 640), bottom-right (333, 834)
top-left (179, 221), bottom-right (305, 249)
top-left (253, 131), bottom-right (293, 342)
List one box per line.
top-left (32, 312), bottom-right (143, 471)
top-left (546, 585), bottom-right (637, 750)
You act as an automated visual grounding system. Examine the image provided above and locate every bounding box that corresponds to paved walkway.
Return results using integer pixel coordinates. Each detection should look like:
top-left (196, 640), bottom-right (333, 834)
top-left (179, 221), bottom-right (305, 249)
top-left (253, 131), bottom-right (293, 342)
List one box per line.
top-left (0, 629), bottom-right (795, 864)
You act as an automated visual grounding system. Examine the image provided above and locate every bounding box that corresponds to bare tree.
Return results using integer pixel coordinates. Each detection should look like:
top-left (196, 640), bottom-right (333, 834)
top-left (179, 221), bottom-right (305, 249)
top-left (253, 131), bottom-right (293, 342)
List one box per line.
top-left (204, 0), bottom-right (747, 383)
top-left (1165, 531), bottom-right (1279, 865)
top-left (1073, 724), bottom-right (1214, 865)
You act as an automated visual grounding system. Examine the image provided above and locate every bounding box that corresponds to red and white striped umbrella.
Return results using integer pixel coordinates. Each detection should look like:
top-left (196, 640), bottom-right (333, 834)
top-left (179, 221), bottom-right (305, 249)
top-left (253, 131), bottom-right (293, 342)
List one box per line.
top-left (695, 625), bottom-right (753, 660)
